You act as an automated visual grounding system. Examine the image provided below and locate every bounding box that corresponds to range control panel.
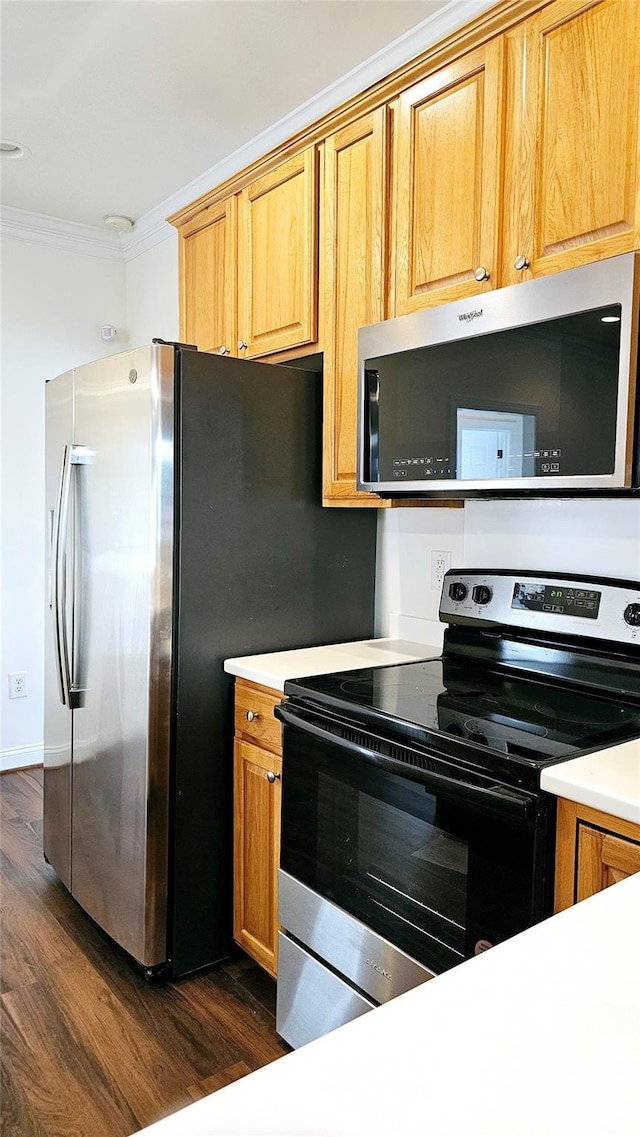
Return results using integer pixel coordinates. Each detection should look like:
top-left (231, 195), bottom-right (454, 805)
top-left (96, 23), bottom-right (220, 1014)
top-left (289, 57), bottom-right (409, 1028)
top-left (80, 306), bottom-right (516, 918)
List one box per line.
top-left (439, 570), bottom-right (640, 645)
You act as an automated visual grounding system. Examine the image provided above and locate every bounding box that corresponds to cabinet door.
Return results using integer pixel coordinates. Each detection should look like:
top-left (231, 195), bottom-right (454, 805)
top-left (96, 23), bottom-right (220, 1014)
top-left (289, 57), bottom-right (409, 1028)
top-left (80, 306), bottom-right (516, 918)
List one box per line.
top-left (576, 824), bottom-right (640, 902)
top-left (322, 110), bottom-right (390, 506)
top-left (233, 739), bottom-right (282, 978)
top-left (503, 0), bottom-right (640, 283)
top-left (555, 798), bottom-right (640, 912)
top-left (394, 39), bottom-right (504, 314)
top-left (179, 197), bottom-right (237, 354)
top-left (238, 148), bottom-right (318, 358)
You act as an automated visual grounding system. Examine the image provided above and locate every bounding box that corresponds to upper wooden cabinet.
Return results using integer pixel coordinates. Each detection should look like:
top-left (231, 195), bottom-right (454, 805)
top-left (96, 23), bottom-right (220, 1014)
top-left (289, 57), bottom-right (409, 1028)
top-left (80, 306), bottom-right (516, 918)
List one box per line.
top-left (238, 147), bottom-right (319, 358)
top-left (179, 197), bottom-right (236, 355)
top-left (172, 0), bottom-right (640, 502)
top-left (393, 39), bottom-right (505, 314)
top-left (322, 110), bottom-right (390, 505)
top-left (178, 147), bottom-right (319, 360)
top-left (501, 0), bottom-right (640, 284)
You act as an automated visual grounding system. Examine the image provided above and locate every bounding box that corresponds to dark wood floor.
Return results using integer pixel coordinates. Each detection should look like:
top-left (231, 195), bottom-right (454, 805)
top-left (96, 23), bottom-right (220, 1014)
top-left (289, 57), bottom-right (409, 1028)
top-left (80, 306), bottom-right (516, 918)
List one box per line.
top-left (1, 768), bottom-right (289, 1136)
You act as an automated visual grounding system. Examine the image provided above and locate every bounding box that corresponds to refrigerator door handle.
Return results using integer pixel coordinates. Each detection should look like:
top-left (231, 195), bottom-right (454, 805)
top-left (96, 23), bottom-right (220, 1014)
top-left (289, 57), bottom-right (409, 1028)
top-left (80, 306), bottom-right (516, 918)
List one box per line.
top-left (53, 444), bottom-right (72, 706)
top-left (53, 444), bottom-right (91, 707)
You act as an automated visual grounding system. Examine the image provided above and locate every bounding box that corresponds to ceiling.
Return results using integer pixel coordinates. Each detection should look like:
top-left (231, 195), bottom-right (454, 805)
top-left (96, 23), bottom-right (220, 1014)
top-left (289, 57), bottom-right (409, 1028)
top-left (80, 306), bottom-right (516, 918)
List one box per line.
top-left (1, 0), bottom-right (454, 232)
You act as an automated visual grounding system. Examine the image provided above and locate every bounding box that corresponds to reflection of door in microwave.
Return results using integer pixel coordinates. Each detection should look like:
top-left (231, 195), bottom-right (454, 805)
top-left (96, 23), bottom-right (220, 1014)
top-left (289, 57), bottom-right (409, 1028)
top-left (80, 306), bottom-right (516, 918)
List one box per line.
top-left (456, 408), bottom-right (536, 479)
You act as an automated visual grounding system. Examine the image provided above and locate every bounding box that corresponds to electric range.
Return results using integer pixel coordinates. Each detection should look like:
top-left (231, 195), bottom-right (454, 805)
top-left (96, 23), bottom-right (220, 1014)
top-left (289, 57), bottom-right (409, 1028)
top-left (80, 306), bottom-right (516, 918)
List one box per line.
top-left (275, 569), bottom-right (640, 1050)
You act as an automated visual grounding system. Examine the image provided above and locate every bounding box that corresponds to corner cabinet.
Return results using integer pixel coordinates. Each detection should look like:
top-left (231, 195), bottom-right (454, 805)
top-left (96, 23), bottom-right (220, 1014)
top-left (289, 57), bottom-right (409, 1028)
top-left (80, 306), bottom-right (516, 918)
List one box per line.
top-left (554, 798), bottom-right (640, 913)
top-left (501, 0), bottom-right (640, 284)
top-left (233, 678), bottom-right (283, 978)
top-left (179, 196), bottom-right (237, 355)
top-left (177, 147), bottom-right (319, 361)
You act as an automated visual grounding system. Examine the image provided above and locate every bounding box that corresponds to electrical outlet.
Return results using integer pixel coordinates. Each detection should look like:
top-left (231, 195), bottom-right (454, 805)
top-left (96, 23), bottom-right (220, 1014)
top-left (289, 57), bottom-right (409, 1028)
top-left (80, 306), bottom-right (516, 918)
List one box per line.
top-left (431, 550), bottom-right (451, 592)
top-left (9, 672), bottom-right (28, 699)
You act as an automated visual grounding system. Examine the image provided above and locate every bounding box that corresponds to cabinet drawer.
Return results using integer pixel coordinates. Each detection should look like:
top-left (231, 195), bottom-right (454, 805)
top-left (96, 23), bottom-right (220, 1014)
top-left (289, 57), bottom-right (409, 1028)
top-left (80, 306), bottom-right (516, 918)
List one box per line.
top-left (234, 680), bottom-right (282, 754)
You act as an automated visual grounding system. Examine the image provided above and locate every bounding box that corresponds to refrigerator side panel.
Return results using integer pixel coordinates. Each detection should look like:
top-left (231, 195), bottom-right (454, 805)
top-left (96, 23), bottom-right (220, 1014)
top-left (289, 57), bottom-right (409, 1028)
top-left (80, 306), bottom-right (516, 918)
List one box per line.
top-left (43, 372), bottom-right (74, 888)
top-left (70, 345), bottom-right (174, 967)
top-left (171, 351), bottom-right (376, 977)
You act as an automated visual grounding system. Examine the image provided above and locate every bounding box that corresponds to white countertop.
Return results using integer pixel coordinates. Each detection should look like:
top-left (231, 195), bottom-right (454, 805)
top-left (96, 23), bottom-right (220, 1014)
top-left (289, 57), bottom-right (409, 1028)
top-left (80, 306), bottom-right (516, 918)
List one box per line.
top-left (541, 738), bottom-right (640, 825)
top-left (224, 637), bottom-right (442, 691)
top-left (134, 872), bottom-right (640, 1137)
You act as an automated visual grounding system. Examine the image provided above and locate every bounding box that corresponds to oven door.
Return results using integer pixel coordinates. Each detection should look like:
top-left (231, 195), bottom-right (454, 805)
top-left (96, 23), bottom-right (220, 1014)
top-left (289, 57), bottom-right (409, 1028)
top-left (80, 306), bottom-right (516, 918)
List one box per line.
top-left (278, 701), bottom-right (554, 975)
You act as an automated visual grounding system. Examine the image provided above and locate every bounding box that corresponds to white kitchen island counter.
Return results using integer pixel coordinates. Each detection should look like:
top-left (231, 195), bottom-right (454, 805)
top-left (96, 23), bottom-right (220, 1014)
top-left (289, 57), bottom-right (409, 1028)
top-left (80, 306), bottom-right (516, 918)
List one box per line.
top-left (133, 872), bottom-right (640, 1137)
top-left (224, 636), bottom-right (442, 691)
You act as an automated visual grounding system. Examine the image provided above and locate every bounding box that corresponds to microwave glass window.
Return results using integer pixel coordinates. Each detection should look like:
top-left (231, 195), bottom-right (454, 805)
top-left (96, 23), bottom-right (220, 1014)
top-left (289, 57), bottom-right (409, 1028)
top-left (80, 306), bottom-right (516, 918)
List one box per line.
top-left (365, 305), bottom-right (622, 483)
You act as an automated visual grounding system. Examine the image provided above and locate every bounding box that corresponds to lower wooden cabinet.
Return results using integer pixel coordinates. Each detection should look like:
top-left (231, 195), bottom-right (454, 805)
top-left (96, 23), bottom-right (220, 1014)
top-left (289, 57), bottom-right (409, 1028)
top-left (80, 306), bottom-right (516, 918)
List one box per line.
top-left (233, 678), bottom-right (283, 978)
top-left (554, 798), bottom-right (640, 913)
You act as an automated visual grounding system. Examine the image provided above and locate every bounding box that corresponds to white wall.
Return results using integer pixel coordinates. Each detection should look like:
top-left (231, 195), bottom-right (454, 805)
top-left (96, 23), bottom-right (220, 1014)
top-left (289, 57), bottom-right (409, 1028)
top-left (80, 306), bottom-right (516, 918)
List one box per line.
top-left (125, 231), bottom-right (179, 346)
top-left (0, 236), bottom-right (126, 770)
top-left (376, 499), bottom-right (640, 645)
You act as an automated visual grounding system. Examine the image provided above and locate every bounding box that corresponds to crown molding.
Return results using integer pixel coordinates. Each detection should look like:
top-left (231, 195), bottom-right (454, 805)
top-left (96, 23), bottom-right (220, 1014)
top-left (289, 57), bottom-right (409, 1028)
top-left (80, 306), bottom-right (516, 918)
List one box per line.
top-left (149, 0), bottom-right (498, 230)
top-left (0, 204), bottom-right (124, 260)
top-left (1, 0), bottom-right (496, 263)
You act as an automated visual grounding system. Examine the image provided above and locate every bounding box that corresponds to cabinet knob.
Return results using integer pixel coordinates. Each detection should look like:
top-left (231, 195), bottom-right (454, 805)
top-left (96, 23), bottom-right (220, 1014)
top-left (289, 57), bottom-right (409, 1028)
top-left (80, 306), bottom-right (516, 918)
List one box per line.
top-left (474, 266), bottom-right (490, 282)
top-left (218, 345), bottom-right (230, 355)
top-left (246, 710), bottom-right (260, 722)
top-left (266, 771), bottom-right (281, 784)
top-left (514, 255), bottom-right (530, 271)
top-left (238, 339), bottom-right (248, 352)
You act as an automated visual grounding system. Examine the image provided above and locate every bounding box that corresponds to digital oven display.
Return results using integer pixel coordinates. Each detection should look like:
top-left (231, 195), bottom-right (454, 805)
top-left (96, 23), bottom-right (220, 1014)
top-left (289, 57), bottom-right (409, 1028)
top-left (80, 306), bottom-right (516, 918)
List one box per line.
top-left (511, 582), bottom-right (601, 619)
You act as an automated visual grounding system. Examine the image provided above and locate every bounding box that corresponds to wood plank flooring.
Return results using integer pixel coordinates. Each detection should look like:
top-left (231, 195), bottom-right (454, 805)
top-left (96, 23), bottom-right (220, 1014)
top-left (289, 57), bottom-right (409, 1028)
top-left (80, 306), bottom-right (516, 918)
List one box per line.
top-left (0, 769), bottom-right (289, 1136)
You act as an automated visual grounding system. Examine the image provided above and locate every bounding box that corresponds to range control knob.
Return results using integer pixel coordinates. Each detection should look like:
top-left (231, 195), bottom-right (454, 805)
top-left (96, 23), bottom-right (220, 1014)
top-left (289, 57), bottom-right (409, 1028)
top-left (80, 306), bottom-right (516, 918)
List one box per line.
top-left (449, 581), bottom-right (468, 603)
top-left (472, 584), bottom-right (493, 606)
top-left (623, 602), bottom-right (640, 627)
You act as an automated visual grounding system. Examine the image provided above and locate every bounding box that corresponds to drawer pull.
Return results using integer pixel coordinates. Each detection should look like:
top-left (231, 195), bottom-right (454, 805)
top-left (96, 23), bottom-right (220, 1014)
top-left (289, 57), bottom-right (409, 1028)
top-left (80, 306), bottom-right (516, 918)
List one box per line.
top-left (514, 254), bottom-right (530, 271)
top-left (266, 771), bottom-right (281, 784)
top-left (246, 710), bottom-right (260, 722)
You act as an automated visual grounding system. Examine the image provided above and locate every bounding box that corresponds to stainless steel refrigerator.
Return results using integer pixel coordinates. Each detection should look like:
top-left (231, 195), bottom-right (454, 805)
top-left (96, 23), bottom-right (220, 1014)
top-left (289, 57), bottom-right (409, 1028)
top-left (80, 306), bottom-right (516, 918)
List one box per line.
top-left (44, 343), bottom-right (376, 978)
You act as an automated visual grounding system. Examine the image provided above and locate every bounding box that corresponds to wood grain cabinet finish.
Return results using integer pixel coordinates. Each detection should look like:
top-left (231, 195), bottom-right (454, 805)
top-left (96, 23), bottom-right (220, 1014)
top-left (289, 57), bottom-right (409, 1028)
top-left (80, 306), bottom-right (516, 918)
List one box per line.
top-left (393, 39), bottom-right (505, 314)
top-left (322, 109), bottom-right (391, 506)
top-left (179, 197), bottom-right (237, 355)
top-left (233, 679), bottom-right (283, 978)
top-left (554, 798), bottom-right (640, 913)
top-left (173, 0), bottom-right (640, 502)
top-left (501, 0), bottom-right (640, 284)
top-left (238, 147), bottom-right (319, 358)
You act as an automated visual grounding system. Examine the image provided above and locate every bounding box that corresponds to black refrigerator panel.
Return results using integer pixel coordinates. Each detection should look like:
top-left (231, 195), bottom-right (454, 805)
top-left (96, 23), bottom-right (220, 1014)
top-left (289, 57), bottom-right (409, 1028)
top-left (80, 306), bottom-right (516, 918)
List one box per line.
top-left (170, 349), bottom-right (377, 976)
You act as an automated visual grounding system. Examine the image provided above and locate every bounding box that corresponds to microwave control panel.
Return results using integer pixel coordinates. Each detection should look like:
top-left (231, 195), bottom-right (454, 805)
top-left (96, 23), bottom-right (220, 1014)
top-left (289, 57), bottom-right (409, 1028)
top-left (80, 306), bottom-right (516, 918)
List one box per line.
top-left (440, 569), bottom-right (640, 645)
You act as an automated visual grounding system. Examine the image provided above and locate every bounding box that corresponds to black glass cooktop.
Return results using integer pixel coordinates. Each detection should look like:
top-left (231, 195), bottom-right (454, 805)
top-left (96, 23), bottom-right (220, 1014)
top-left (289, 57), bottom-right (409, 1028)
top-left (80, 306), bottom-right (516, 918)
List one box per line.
top-left (284, 658), bottom-right (640, 772)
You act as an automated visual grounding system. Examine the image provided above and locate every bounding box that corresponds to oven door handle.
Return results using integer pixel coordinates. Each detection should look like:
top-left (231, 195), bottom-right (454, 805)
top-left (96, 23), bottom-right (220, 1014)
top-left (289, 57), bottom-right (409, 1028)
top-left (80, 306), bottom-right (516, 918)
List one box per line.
top-left (276, 702), bottom-right (536, 821)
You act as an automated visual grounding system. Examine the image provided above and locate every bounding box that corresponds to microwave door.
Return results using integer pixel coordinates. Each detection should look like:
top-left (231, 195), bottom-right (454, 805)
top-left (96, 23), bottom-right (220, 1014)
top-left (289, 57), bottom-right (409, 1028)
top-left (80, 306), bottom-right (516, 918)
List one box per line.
top-left (357, 251), bottom-right (640, 495)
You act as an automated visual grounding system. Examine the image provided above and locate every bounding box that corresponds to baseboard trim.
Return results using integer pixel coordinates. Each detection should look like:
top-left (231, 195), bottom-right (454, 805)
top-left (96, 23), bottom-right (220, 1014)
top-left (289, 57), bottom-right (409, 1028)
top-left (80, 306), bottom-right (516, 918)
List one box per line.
top-left (1, 745), bottom-right (44, 773)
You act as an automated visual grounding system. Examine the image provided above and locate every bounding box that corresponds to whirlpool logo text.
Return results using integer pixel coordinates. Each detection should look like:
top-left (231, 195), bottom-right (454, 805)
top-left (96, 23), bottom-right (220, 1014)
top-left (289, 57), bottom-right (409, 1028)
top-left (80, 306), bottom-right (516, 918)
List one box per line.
top-left (458, 309), bottom-right (483, 323)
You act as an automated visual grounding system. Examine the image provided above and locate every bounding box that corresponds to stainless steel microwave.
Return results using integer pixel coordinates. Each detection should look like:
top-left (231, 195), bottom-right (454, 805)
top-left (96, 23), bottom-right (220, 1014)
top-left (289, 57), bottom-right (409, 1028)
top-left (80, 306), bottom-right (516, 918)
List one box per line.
top-left (357, 253), bottom-right (640, 497)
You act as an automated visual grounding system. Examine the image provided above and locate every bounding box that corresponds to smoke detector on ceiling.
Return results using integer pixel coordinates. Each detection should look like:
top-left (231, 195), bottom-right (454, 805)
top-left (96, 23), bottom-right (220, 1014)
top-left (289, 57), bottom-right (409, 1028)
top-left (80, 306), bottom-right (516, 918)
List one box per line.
top-left (0, 139), bottom-right (31, 160)
top-left (103, 215), bottom-right (135, 233)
